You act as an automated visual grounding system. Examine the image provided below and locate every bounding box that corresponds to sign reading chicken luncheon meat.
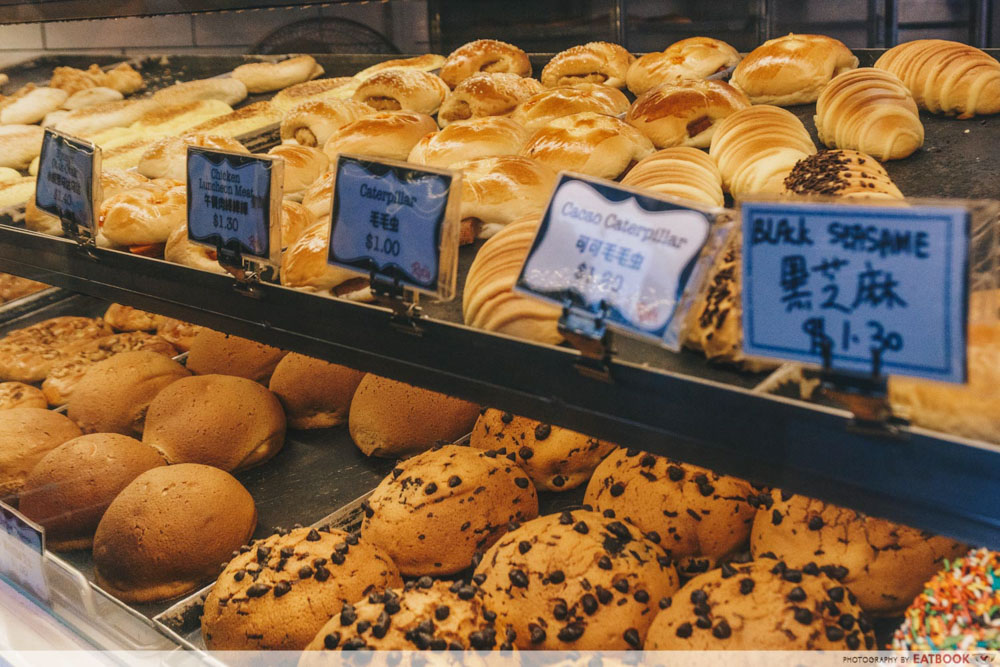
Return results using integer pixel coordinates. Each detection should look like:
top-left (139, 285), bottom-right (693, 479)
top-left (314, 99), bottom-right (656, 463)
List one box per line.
top-left (35, 128), bottom-right (101, 241)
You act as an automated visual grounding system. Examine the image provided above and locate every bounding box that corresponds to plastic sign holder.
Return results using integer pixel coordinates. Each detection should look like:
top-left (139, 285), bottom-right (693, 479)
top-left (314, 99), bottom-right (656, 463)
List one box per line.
top-left (35, 128), bottom-right (101, 248)
top-left (515, 172), bottom-right (720, 380)
top-left (327, 154), bottom-right (461, 334)
top-left (186, 146), bottom-right (284, 295)
top-left (0, 501), bottom-right (48, 603)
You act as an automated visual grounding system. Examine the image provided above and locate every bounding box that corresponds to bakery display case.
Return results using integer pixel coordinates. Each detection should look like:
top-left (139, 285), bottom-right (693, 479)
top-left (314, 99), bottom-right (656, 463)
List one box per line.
top-left (0, 0), bottom-right (999, 659)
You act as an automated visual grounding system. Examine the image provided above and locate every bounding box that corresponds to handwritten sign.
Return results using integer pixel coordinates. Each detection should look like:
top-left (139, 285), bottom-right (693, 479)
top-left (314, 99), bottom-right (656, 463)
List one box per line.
top-left (741, 200), bottom-right (969, 383)
top-left (0, 502), bottom-right (48, 602)
top-left (35, 128), bottom-right (100, 238)
top-left (515, 174), bottom-right (714, 346)
top-left (187, 147), bottom-right (282, 266)
top-left (328, 154), bottom-right (460, 299)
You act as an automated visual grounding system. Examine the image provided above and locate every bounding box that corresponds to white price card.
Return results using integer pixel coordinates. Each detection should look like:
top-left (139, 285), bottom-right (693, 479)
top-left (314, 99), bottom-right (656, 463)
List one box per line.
top-left (35, 128), bottom-right (101, 238)
top-left (0, 502), bottom-right (48, 602)
top-left (515, 173), bottom-right (714, 347)
top-left (741, 200), bottom-right (969, 383)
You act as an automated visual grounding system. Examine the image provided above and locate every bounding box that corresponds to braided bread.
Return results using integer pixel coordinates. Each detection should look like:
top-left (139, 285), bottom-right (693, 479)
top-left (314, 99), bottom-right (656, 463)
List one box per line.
top-left (621, 147), bottom-right (724, 208)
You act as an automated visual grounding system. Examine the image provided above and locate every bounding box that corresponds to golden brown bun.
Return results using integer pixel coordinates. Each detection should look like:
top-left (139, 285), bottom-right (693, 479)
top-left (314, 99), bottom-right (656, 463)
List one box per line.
top-left (0, 176), bottom-right (36, 209)
top-left (409, 117), bottom-right (530, 169)
top-left (352, 69), bottom-right (449, 115)
top-left (875, 39), bottom-right (1000, 118)
top-left (50, 63), bottom-right (143, 96)
top-left (231, 55), bottom-right (321, 94)
top-left (470, 408), bottom-right (615, 491)
top-left (354, 54), bottom-right (446, 80)
top-left (751, 490), bottom-right (968, 616)
top-left (622, 147), bottom-right (725, 208)
top-left (731, 33), bottom-right (858, 105)
top-left (299, 170), bottom-right (336, 220)
top-left (0, 86), bottom-right (68, 124)
top-left (815, 68), bottom-right (923, 160)
top-left (476, 510), bottom-right (679, 649)
top-left (0, 167), bottom-right (22, 183)
top-left (626, 37), bottom-right (741, 95)
top-left (585, 448), bottom-right (756, 573)
top-left (183, 101), bottom-right (283, 139)
top-left (628, 79), bottom-right (749, 150)
top-left (53, 99), bottom-right (161, 139)
top-left (452, 155), bottom-right (557, 241)
top-left (265, 144), bottom-right (329, 197)
top-left (440, 39), bottom-right (532, 89)
top-left (104, 303), bottom-right (168, 334)
top-left (152, 77), bottom-right (248, 107)
top-left (279, 199), bottom-right (314, 249)
top-left (93, 463), bottom-right (256, 603)
top-left (708, 105), bottom-right (816, 196)
top-left (0, 408), bottom-right (82, 497)
top-left (155, 318), bottom-right (203, 352)
top-left (542, 42), bottom-right (635, 89)
top-left (362, 444), bottom-right (539, 575)
top-left (19, 433), bottom-right (164, 551)
top-left (463, 217), bottom-right (563, 345)
top-left (270, 77), bottom-right (360, 113)
top-left (204, 526), bottom-right (402, 651)
top-left (0, 382), bottom-right (47, 410)
top-left (100, 181), bottom-right (186, 247)
top-left (519, 111), bottom-right (654, 180)
top-left (645, 556), bottom-right (877, 650)
top-left (279, 99), bottom-right (372, 147)
top-left (164, 225), bottom-right (226, 274)
top-left (186, 328), bottom-right (287, 383)
top-left (279, 219), bottom-right (372, 301)
top-left (0, 124), bottom-right (44, 170)
top-left (510, 83), bottom-right (629, 132)
top-left (323, 110), bottom-right (437, 163)
top-left (268, 353), bottom-right (365, 429)
top-left (0, 316), bottom-right (114, 383)
top-left (437, 72), bottom-right (542, 126)
top-left (138, 134), bottom-right (248, 181)
top-left (783, 149), bottom-right (904, 199)
top-left (348, 375), bottom-right (481, 458)
top-left (66, 350), bottom-right (190, 436)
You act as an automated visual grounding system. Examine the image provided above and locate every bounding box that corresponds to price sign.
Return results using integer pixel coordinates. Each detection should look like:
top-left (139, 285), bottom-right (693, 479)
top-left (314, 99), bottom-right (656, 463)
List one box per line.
top-left (35, 128), bottom-right (100, 239)
top-left (741, 200), bottom-right (969, 383)
top-left (328, 154), bottom-right (460, 300)
top-left (515, 173), bottom-right (714, 346)
top-left (186, 147), bottom-right (283, 267)
top-left (0, 502), bottom-right (48, 602)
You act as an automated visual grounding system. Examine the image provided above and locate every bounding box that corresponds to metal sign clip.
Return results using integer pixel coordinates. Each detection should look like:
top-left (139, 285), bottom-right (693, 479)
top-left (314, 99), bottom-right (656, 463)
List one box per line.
top-left (559, 301), bottom-right (614, 382)
top-left (219, 248), bottom-right (265, 299)
top-left (817, 340), bottom-right (908, 438)
top-left (371, 269), bottom-right (424, 336)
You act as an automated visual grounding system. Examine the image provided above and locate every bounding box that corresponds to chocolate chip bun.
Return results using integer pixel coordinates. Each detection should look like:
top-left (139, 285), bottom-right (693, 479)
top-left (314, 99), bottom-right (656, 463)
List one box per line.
top-left (0, 382), bottom-right (47, 410)
top-left (470, 408), bottom-right (615, 491)
top-left (93, 463), bottom-right (256, 603)
top-left (584, 448), bottom-right (757, 575)
top-left (476, 510), bottom-right (680, 649)
top-left (750, 490), bottom-right (967, 616)
top-left (645, 555), bottom-right (877, 650)
top-left (19, 433), bottom-right (165, 550)
top-left (202, 526), bottom-right (402, 650)
top-left (302, 580), bottom-right (504, 653)
top-left (268, 353), bottom-right (365, 430)
top-left (186, 328), bottom-right (287, 383)
top-left (0, 408), bottom-right (82, 497)
top-left (362, 444), bottom-right (539, 576)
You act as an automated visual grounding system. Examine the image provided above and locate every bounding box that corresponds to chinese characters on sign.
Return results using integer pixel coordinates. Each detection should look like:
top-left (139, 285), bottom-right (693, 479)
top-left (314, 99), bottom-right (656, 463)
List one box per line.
top-left (741, 201), bottom-right (968, 383)
top-left (35, 129), bottom-right (100, 237)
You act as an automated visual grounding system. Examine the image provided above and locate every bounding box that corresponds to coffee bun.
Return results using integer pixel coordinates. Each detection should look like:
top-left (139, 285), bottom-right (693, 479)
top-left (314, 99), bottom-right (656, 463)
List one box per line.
top-left (66, 350), bottom-right (191, 436)
top-left (266, 144), bottom-right (329, 197)
top-left (323, 111), bottom-right (437, 163)
top-left (510, 83), bottom-right (629, 132)
top-left (93, 463), bottom-right (256, 603)
top-left (348, 375), bottom-right (480, 458)
top-left (0, 408), bottom-right (82, 497)
top-left (621, 147), bottom-right (725, 208)
top-left (627, 79), bottom-right (750, 149)
top-left (19, 433), bottom-right (165, 550)
top-left (100, 181), bottom-right (187, 247)
top-left (437, 72), bottom-right (542, 126)
top-left (186, 328), bottom-right (287, 382)
top-left (542, 42), bottom-right (635, 89)
top-left (138, 134), bottom-right (249, 181)
top-left (409, 116), bottom-right (529, 169)
top-left (268, 353), bottom-right (365, 429)
top-left (0, 382), bottom-right (47, 410)
top-left (452, 155), bottom-right (557, 241)
top-left (440, 40), bottom-right (532, 89)
top-left (280, 99), bottom-right (372, 148)
top-left (626, 37), bottom-right (741, 96)
top-left (352, 69), bottom-right (450, 115)
top-left (279, 219), bottom-right (372, 301)
top-left (231, 55), bottom-right (321, 94)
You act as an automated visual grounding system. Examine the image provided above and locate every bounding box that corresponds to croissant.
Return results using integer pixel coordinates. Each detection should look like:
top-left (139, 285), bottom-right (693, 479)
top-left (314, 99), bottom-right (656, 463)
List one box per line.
top-left (783, 149), bottom-right (903, 199)
top-left (708, 105), bottom-right (816, 196)
top-left (621, 147), bottom-right (724, 208)
top-left (815, 68), bottom-right (923, 160)
top-left (874, 39), bottom-right (1000, 118)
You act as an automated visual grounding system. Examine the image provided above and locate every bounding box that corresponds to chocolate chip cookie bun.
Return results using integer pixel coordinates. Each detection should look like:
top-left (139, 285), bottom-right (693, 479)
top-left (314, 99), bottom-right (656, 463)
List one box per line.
top-left (202, 526), bottom-right (402, 650)
top-left (585, 448), bottom-right (757, 576)
top-left (645, 555), bottom-right (876, 650)
top-left (302, 579), bottom-right (503, 653)
top-left (362, 444), bottom-right (539, 576)
top-left (470, 408), bottom-right (616, 491)
top-left (751, 490), bottom-right (967, 616)
top-left (475, 509), bottom-right (679, 649)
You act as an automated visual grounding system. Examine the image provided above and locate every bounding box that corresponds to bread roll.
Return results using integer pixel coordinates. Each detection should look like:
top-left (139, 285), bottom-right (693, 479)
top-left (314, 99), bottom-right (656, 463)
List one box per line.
top-left (476, 510), bottom-right (679, 649)
top-left (354, 54), bottom-right (446, 80)
top-left (348, 374), bottom-right (480, 457)
top-left (452, 155), bottom-right (557, 241)
top-left (408, 116), bottom-right (530, 169)
top-left (186, 328), bottom-right (287, 382)
top-left (93, 463), bottom-right (256, 603)
top-left (300, 170), bottom-right (335, 219)
top-left (709, 105), bottom-right (816, 196)
top-left (352, 69), bottom-right (449, 115)
top-left (27, 168), bottom-right (149, 237)
top-left (142, 374), bottom-right (286, 472)
top-left (100, 138), bottom-right (157, 171)
top-left (100, 181), bottom-right (186, 248)
top-left (437, 72), bottom-right (542, 126)
top-left (66, 350), bottom-right (190, 436)
top-left (875, 39), bottom-right (1000, 118)
top-left (323, 110), bottom-right (437, 163)
top-left (463, 217), bottom-right (563, 345)
top-left (152, 77), bottom-right (248, 107)
top-left (138, 134), bottom-right (249, 181)
top-left (0, 124), bottom-right (43, 170)
top-left (731, 33), bottom-right (858, 105)
top-left (519, 111), bottom-right (654, 180)
top-left (104, 63), bottom-right (144, 95)
top-left (0, 167), bottom-right (19, 183)
top-left (279, 219), bottom-right (372, 301)
top-left (621, 146), bottom-right (725, 208)
top-left (0, 316), bottom-right (113, 383)
top-left (103, 303), bottom-right (164, 332)
top-left (203, 526), bottom-right (401, 651)
top-left (266, 144), bottom-right (329, 197)
top-left (182, 101), bottom-right (283, 139)
top-left (270, 77), bottom-right (360, 113)
top-left (470, 408), bottom-right (616, 491)
top-left (279, 199), bottom-right (313, 249)
top-left (440, 39), bottom-right (532, 89)
top-left (19, 433), bottom-right (165, 550)
top-left (783, 149), bottom-right (904, 199)
top-left (163, 225), bottom-right (226, 274)
top-left (156, 317), bottom-right (203, 352)
top-left (541, 42), bottom-right (635, 89)
top-left (815, 68), bottom-right (923, 160)
top-left (268, 353), bottom-right (364, 429)
top-left (627, 79), bottom-right (751, 149)
top-left (0, 176), bottom-right (35, 208)
top-left (626, 37), bottom-right (741, 96)
top-left (751, 490), bottom-right (968, 616)
top-left (0, 408), bottom-right (82, 497)
top-left (0, 382), bottom-right (47, 410)
top-left (231, 55), bottom-right (321, 94)
top-left (53, 99), bottom-right (161, 138)
top-left (510, 83), bottom-right (629, 131)
top-left (51, 63), bottom-right (143, 96)
top-left (0, 274), bottom-right (47, 302)
top-left (1, 86), bottom-right (68, 124)
top-left (62, 87), bottom-right (123, 111)
top-left (279, 99), bottom-right (372, 147)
